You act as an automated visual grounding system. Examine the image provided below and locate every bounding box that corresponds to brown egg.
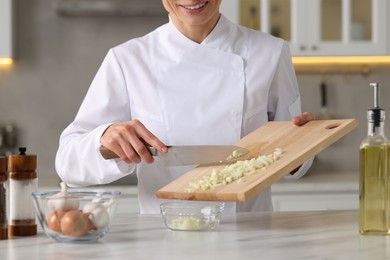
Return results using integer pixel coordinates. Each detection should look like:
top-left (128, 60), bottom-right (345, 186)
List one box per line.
top-left (60, 210), bottom-right (92, 237)
top-left (47, 209), bottom-right (67, 233)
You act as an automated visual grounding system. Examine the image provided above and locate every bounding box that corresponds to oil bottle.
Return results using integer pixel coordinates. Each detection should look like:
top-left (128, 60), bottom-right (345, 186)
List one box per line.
top-left (359, 82), bottom-right (390, 235)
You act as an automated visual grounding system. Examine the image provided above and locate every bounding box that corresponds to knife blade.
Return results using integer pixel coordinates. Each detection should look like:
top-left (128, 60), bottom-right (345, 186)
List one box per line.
top-left (99, 145), bottom-right (249, 166)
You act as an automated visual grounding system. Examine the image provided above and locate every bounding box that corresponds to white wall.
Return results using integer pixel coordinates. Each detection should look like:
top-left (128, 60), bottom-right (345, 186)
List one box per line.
top-left (220, 0), bottom-right (240, 23)
top-left (0, 0), bottom-right (13, 58)
top-left (298, 71), bottom-right (390, 173)
top-left (1, 0), bottom-right (389, 186)
top-left (0, 0), bottom-right (168, 186)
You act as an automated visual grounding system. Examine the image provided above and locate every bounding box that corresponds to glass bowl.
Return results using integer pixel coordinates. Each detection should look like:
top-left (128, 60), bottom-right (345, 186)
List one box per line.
top-left (160, 201), bottom-right (224, 231)
top-left (32, 189), bottom-right (121, 243)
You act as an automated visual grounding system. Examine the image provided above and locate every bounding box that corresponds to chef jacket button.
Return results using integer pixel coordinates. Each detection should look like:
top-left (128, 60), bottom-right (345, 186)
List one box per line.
top-left (231, 56), bottom-right (244, 71)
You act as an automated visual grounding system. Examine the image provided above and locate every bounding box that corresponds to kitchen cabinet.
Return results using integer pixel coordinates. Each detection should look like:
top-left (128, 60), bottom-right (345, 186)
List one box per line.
top-left (271, 171), bottom-right (359, 211)
top-left (119, 191), bottom-right (359, 212)
top-left (291, 0), bottom-right (387, 56)
top-left (119, 188), bottom-right (358, 212)
top-left (220, 0), bottom-right (388, 56)
top-left (0, 0), bottom-right (12, 60)
top-left (272, 192), bottom-right (358, 211)
top-left (88, 171), bottom-right (359, 213)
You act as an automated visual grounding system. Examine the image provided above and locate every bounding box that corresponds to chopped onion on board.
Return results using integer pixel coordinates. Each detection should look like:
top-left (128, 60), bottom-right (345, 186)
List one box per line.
top-left (186, 148), bottom-right (284, 192)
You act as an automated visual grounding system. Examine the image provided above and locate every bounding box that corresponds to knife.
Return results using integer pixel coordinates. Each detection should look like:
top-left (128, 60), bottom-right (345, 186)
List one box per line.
top-left (99, 145), bottom-right (249, 166)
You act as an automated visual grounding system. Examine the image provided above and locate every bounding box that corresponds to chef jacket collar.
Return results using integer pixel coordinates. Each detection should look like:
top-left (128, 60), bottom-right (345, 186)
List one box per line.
top-left (167, 14), bottom-right (231, 49)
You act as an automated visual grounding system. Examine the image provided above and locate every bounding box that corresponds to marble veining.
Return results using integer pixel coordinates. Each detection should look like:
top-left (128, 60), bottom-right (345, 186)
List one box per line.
top-left (1, 210), bottom-right (389, 260)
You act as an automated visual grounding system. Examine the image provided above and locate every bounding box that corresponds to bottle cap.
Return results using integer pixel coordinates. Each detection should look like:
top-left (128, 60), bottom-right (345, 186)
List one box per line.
top-left (367, 83), bottom-right (384, 127)
top-left (367, 109), bottom-right (385, 123)
top-left (8, 147), bottom-right (37, 172)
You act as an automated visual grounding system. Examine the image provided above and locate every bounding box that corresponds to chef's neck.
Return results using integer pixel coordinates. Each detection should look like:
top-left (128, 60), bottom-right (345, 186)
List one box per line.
top-left (170, 13), bottom-right (221, 44)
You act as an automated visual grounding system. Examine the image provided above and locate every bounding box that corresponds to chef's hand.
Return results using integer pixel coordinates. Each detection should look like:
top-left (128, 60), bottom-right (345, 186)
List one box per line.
top-left (292, 112), bottom-right (315, 126)
top-left (100, 120), bottom-right (168, 164)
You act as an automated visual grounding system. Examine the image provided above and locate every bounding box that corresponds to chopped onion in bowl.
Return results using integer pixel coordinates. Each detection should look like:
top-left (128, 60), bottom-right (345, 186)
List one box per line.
top-left (170, 217), bottom-right (207, 230)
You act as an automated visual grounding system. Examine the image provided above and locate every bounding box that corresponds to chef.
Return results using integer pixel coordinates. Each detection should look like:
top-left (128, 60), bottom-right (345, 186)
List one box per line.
top-left (56, 0), bottom-right (314, 214)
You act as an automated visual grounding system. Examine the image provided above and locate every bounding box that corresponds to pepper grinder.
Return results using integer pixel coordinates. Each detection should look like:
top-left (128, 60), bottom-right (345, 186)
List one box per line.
top-left (8, 147), bottom-right (37, 236)
top-left (0, 156), bottom-right (8, 240)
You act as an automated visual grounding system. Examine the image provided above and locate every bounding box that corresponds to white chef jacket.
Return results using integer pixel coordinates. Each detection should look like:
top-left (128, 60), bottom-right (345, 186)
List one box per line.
top-left (55, 15), bottom-right (312, 214)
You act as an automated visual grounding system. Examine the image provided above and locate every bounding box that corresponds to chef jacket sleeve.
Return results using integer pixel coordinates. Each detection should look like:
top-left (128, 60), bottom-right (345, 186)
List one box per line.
top-left (267, 41), bottom-right (313, 180)
top-left (55, 49), bottom-right (136, 186)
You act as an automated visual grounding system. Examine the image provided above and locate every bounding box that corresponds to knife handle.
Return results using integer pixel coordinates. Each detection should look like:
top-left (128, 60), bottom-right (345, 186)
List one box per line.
top-left (99, 145), bottom-right (158, 160)
top-left (99, 146), bottom-right (118, 159)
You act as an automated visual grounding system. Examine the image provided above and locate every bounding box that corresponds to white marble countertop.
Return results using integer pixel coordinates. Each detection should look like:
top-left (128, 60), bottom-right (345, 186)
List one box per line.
top-left (1, 210), bottom-right (389, 260)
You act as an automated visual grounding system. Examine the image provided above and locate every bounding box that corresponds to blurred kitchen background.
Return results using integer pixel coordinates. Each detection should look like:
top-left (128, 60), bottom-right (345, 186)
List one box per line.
top-left (0, 0), bottom-right (389, 189)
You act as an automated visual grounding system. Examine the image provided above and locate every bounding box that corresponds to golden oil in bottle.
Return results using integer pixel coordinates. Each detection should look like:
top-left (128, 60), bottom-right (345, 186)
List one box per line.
top-left (359, 145), bottom-right (390, 235)
top-left (359, 83), bottom-right (390, 235)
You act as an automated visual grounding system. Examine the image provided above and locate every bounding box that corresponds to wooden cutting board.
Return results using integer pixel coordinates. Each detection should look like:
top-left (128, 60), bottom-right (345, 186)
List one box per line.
top-left (156, 119), bottom-right (358, 202)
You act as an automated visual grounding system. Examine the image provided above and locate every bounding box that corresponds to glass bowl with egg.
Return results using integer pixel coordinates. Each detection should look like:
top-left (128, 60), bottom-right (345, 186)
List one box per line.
top-left (32, 183), bottom-right (121, 243)
top-left (160, 201), bottom-right (224, 231)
